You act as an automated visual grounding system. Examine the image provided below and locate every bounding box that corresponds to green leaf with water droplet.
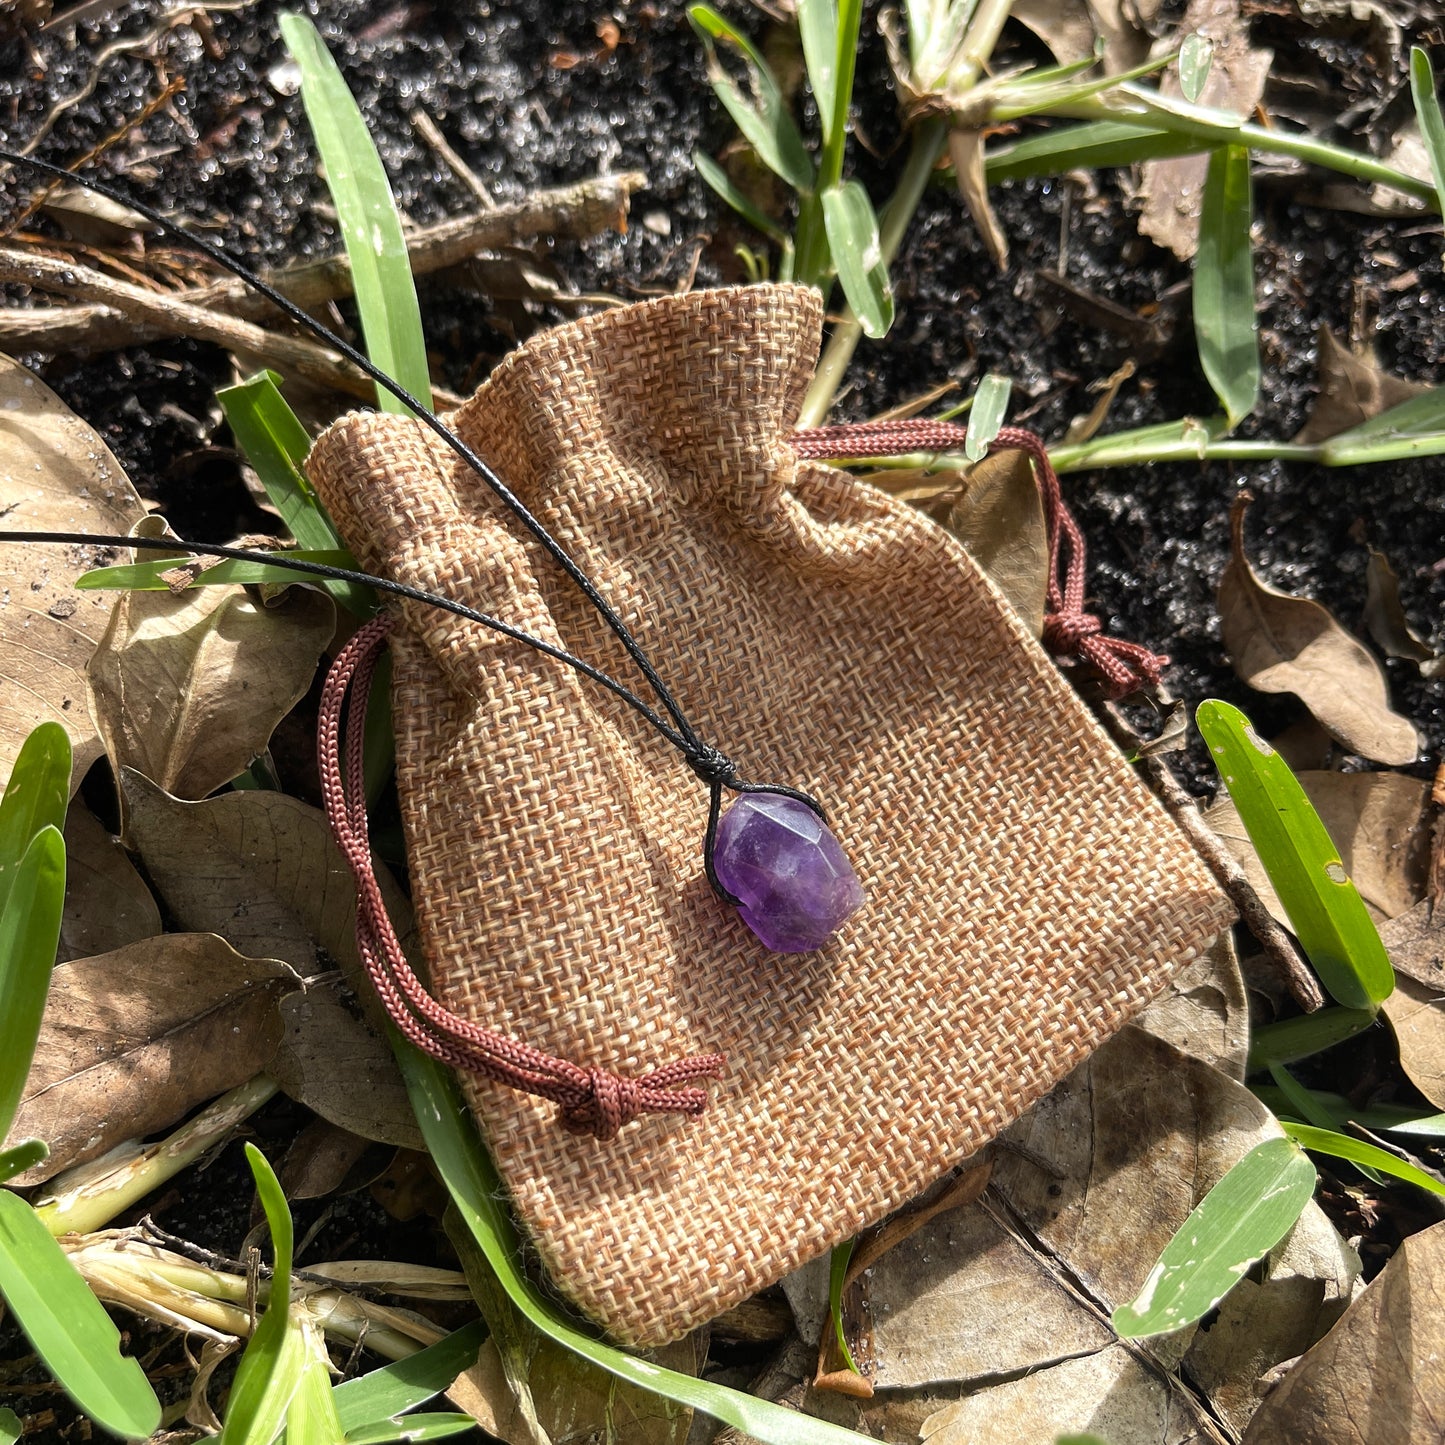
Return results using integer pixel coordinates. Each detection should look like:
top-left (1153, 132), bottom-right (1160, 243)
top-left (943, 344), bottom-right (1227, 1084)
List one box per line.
top-left (1112, 1136), bottom-right (1316, 1338)
top-left (1196, 699), bottom-right (1394, 1011)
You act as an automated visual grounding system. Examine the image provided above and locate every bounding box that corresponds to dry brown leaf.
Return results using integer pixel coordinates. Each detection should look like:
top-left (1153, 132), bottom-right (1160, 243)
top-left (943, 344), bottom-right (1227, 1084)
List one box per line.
top-left (1137, 0), bottom-right (1273, 260)
top-left (60, 803), bottom-right (161, 963)
top-left (1379, 902), bottom-right (1445, 989)
top-left (947, 127), bottom-right (1008, 270)
top-left (1240, 1216), bottom-right (1445, 1445)
top-left (0, 353), bottom-right (146, 794)
top-left (269, 983), bottom-right (425, 1150)
top-left (452, 1328), bottom-right (698, 1445)
top-left (1364, 547), bottom-right (1441, 671)
top-left (119, 768), bottom-right (414, 988)
top-left (1, 932), bottom-right (297, 1184)
top-left (1009, 0), bottom-right (1098, 66)
top-left (87, 573), bottom-right (335, 800)
top-left (278, 1117), bottom-right (378, 1202)
top-left (1294, 327), bottom-right (1432, 445)
top-left (1219, 493), bottom-right (1419, 765)
top-left (1138, 930), bottom-right (1251, 1079)
top-left (945, 448), bottom-right (1048, 636)
top-left (919, 1346), bottom-right (1226, 1445)
top-left (1206, 771), bottom-right (1431, 926)
top-left (994, 1027), bottom-right (1356, 1379)
top-left (1382, 973), bottom-right (1445, 1110)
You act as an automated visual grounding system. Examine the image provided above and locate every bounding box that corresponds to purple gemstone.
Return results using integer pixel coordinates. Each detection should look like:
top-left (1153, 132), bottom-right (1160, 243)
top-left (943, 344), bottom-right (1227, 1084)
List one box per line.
top-left (713, 793), bottom-right (865, 953)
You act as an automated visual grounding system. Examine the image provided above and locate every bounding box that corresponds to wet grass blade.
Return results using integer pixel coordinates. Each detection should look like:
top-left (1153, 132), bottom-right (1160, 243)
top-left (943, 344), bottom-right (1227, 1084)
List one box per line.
top-left (986, 120), bottom-right (1202, 181)
top-left (0, 1189), bottom-right (161, 1438)
top-left (398, 1044), bottom-right (882, 1445)
top-left (0, 719), bottom-right (69, 921)
top-left (0, 826), bottom-right (66, 1141)
top-left (345, 1415), bottom-right (478, 1445)
top-left (332, 1320), bottom-right (486, 1433)
top-left (1194, 145), bottom-right (1259, 427)
top-left (1197, 700), bottom-right (1394, 1011)
top-left (1410, 47), bottom-right (1445, 215)
top-left (1111, 1137), bottom-right (1317, 1338)
top-left (1283, 1122), bottom-right (1445, 1198)
top-left (821, 180), bottom-right (893, 337)
top-left (218, 1144), bottom-right (306, 1445)
top-left (279, 13), bottom-right (432, 416)
top-left (693, 150), bottom-right (788, 242)
top-left (76, 550), bottom-right (359, 593)
top-left (964, 374), bottom-right (1011, 462)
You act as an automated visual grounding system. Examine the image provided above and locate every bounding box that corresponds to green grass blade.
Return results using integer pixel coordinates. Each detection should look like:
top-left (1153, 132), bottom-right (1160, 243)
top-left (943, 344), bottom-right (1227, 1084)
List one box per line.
top-left (1178, 34), bottom-right (1213, 104)
top-left (76, 550), bottom-right (359, 593)
top-left (1316, 384), bottom-right (1445, 464)
top-left (822, 0), bottom-right (862, 189)
top-left (964, 374), bottom-right (1011, 462)
top-left (217, 373), bottom-right (372, 616)
top-left (986, 121), bottom-right (1202, 181)
top-left (0, 1139), bottom-right (49, 1185)
top-left (0, 1406), bottom-right (19, 1445)
top-left (1111, 1136), bottom-right (1316, 1339)
top-left (689, 6), bottom-right (815, 193)
top-left (0, 826), bottom-right (66, 1141)
top-left (0, 720), bottom-right (70, 919)
top-left (827, 1238), bottom-right (860, 1376)
top-left (332, 1321), bottom-right (486, 1433)
top-left (287, 1342), bottom-right (346, 1445)
top-left (1283, 1122), bottom-right (1445, 1198)
top-left (0, 1190), bottom-right (161, 1438)
top-left (1194, 145), bottom-right (1259, 427)
top-left (796, 0), bottom-right (837, 149)
top-left (821, 181), bottom-right (893, 337)
top-left (218, 1144), bottom-right (305, 1445)
top-left (1267, 1065), bottom-right (1390, 1184)
top-left (279, 13), bottom-right (432, 416)
top-left (345, 1414), bottom-right (478, 1445)
top-left (693, 150), bottom-right (789, 241)
top-left (1248, 1008), bottom-right (1378, 1071)
top-left (397, 1044), bottom-right (881, 1445)
top-left (1410, 48), bottom-right (1445, 215)
top-left (1196, 700), bottom-right (1394, 1010)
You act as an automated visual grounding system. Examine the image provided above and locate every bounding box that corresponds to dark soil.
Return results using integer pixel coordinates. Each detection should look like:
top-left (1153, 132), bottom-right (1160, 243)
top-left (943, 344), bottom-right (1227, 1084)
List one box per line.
top-left (2, 0), bottom-right (1443, 1435)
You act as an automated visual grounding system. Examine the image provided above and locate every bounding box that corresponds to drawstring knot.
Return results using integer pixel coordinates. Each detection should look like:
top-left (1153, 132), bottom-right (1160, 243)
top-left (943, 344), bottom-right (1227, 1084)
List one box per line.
top-left (558, 1056), bottom-right (726, 1141)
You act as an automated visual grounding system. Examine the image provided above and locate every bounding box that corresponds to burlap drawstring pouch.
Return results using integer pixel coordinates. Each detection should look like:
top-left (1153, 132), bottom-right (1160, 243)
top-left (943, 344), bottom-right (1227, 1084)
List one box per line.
top-left (304, 282), bottom-right (1234, 1348)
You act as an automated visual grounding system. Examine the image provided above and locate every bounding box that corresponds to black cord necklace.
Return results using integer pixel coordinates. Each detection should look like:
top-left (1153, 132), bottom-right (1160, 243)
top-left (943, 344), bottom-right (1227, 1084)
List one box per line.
top-left (0, 147), bottom-right (867, 956)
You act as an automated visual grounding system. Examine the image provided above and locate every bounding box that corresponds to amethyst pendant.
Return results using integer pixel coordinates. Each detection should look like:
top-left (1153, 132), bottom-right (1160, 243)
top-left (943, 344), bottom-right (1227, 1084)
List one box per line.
top-left (713, 794), bottom-right (865, 953)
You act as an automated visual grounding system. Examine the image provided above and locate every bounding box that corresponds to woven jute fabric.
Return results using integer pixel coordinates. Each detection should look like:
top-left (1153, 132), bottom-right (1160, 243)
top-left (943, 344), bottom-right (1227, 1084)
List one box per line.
top-left (306, 283), bottom-right (1234, 1347)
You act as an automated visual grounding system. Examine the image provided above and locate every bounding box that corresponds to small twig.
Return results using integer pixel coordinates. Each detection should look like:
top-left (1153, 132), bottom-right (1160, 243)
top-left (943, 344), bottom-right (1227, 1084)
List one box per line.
top-left (410, 108), bottom-right (495, 209)
top-left (1141, 754), bottom-right (1326, 1012)
top-left (0, 244), bottom-right (463, 408)
top-left (0, 171), bottom-right (647, 354)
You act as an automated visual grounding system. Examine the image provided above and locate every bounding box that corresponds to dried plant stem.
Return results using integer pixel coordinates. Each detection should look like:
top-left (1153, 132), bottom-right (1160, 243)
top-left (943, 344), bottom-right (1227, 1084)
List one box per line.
top-left (1141, 754), bottom-right (1326, 1012)
top-left (0, 171), bottom-right (645, 354)
top-left (0, 246), bottom-right (465, 406)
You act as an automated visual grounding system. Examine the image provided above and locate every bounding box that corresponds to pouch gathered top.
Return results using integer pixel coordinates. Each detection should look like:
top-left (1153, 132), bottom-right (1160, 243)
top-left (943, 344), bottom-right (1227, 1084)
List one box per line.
top-left (305, 283), bottom-right (1233, 1347)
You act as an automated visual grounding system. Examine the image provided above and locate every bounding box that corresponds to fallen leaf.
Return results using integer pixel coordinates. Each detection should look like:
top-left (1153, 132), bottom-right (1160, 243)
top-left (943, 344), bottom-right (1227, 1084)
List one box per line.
top-left (1138, 931), bottom-right (1251, 1079)
top-left (944, 448), bottom-right (1048, 636)
top-left (1240, 1216), bottom-right (1445, 1444)
top-left (268, 982), bottom-right (425, 1151)
top-left (917, 1345), bottom-right (1223, 1445)
top-left (277, 1117), bottom-right (379, 1202)
top-left (1218, 493), bottom-right (1419, 765)
top-left (1364, 547), bottom-right (1440, 671)
top-left (87, 570), bottom-right (335, 800)
top-left (1382, 974), bottom-right (1445, 1110)
top-left (119, 769), bottom-right (414, 992)
top-left (1379, 902), bottom-right (1445, 989)
top-left (1009, 0), bottom-right (1098, 66)
top-left (1294, 327), bottom-right (1432, 445)
top-left (993, 1027), bottom-right (1356, 1378)
top-left (1137, 0), bottom-right (1273, 260)
top-left (948, 127), bottom-right (1008, 271)
top-left (1206, 771), bottom-right (1431, 926)
top-left (60, 803), bottom-right (161, 963)
top-left (0, 353), bottom-right (146, 794)
top-left (1, 933), bottom-right (297, 1183)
